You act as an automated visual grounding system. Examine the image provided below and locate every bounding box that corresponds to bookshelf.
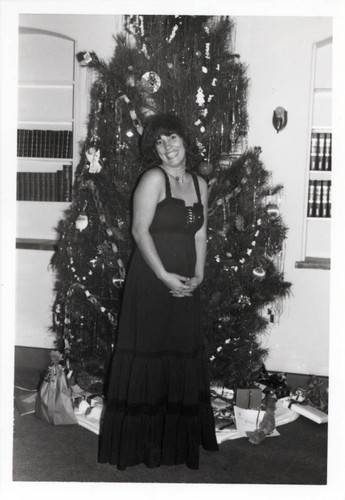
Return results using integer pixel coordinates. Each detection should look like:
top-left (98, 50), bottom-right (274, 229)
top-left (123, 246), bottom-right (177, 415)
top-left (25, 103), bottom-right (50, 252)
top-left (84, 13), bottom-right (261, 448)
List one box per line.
top-left (298, 37), bottom-right (332, 268)
top-left (17, 28), bottom-right (76, 241)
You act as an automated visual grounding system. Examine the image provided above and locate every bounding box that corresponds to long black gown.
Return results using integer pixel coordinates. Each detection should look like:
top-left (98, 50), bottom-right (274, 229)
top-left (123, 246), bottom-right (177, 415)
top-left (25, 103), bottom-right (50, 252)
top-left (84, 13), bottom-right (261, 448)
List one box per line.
top-left (98, 167), bottom-right (218, 470)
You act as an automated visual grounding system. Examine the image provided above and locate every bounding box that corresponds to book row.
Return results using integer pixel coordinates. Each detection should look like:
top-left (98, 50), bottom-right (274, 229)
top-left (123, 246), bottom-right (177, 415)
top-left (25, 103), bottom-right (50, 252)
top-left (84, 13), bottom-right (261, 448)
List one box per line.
top-left (310, 132), bottom-right (332, 171)
top-left (307, 180), bottom-right (331, 218)
top-left (17, 129), bottom-right (73, 159)
top-left (17, 165), bottom-right (73, 202)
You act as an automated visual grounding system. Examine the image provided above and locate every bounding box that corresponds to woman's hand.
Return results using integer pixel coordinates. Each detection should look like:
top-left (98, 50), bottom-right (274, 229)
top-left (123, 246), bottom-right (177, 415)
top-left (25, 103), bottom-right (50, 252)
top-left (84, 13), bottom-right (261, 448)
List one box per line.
top-left (185, 276), bottom-right (203, 290)
top-left (169, 275), bottom-right (203, 297)
top-left (160, 272), bottom-right (193, 297)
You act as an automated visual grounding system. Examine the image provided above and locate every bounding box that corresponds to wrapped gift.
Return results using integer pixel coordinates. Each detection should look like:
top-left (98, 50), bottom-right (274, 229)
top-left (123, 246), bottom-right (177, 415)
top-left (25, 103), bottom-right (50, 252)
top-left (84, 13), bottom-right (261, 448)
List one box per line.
top-left (280, 397), bottom-right (328, 424)
top-left (14, 391), bottom-right (37, 416)
top-left (35, 354), bottom-right (77, 426)
top-left (74, 399), bottom-right (104, 434)
top-left (236, 388), bottom-right (262, 409)
top-left (211, 383), bottom-right (235, 424)
top-left (210, 383), bottom-right (234, 401)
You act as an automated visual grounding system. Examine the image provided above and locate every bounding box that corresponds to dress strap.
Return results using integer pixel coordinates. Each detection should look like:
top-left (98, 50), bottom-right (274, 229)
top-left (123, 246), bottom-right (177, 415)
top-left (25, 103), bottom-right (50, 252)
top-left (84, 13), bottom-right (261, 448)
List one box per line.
top-left (191, 173), bottom-right (202, 204)
top-left (158, 167), bottom-right (171, 198)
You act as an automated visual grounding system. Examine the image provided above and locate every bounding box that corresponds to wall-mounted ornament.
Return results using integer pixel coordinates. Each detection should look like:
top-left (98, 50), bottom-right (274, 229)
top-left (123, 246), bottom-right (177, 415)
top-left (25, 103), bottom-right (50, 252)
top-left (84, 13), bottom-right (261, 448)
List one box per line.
top-left (272, 106), bottom-right (288, 133)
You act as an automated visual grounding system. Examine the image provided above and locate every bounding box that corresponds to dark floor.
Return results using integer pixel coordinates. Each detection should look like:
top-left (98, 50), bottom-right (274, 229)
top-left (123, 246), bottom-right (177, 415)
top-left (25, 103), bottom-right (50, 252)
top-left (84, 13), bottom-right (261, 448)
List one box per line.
top-left (12, 347), bottom-right (328, 484)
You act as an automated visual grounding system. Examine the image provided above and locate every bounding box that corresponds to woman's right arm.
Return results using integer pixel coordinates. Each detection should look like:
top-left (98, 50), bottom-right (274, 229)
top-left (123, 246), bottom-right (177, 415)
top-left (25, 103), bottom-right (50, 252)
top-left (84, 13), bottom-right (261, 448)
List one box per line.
top-left (132, 169), bottom-right (191, 294)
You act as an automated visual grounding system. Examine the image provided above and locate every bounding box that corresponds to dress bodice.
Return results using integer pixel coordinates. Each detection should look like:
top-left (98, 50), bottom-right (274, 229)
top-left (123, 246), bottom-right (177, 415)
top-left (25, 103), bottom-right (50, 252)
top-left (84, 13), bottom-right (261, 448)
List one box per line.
top-left (149, 168), bottom-right (204, 235)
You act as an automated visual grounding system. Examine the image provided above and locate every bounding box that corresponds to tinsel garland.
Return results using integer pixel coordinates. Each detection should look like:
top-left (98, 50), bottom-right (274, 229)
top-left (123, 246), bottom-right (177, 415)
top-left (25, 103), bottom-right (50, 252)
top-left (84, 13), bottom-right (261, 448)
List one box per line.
top-left (208, 160), bottom-right (252, 217)
top-left (82, 178), bottom-right (126, 279)
top-left (61, 282), bottom-right (117, 355)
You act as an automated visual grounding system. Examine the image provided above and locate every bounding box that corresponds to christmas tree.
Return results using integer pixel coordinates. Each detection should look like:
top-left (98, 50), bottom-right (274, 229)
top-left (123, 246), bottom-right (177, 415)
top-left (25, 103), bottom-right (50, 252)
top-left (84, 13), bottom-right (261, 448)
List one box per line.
top-left (50, 15), bottom-right (291, 391)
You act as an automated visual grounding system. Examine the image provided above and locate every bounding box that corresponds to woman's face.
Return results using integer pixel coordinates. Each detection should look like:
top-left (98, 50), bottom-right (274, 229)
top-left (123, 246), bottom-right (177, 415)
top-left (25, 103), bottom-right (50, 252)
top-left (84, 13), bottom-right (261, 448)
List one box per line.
top-left (155, 133), bottom-right (186, 168)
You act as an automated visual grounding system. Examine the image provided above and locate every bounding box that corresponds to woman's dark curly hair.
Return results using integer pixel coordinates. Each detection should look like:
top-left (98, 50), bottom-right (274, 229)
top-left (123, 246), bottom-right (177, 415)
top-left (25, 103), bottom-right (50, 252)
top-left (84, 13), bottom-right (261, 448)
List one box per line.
top-left (140, 113), bottom-right (201, 170)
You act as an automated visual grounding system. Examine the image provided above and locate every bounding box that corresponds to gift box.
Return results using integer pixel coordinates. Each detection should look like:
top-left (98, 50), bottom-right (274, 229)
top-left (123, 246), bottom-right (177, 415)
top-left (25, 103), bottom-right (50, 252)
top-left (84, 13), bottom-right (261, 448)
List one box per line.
top-left (14, 391), bottom-right (37, 416)
top-left (280, 397), bottom-right (328, 424)
top-left (236, 388), bottom-right (262, 409)
top-left (74, 394), bottom-right (104, 434)
top-left (210, 383), bottom-right (234, 401)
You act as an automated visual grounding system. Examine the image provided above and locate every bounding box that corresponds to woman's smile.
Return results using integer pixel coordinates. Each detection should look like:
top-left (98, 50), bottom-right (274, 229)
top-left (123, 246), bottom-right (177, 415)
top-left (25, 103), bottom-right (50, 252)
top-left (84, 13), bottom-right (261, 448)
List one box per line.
top-left (156, 134), bottom-right (186, 168)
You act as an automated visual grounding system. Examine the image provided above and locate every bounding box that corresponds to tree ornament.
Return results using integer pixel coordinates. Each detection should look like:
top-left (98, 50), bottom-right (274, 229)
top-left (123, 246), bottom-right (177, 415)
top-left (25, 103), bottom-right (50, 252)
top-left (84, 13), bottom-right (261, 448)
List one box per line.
top-left (266, 203), bottom-right (280, 219)
top-left (116, 94), bottom-right (143, 135)
top-left (112, 277), bottom-right (124, 288)
top-left (243, 158), bottom-right (253, 175)
top-left (86, 148), bottom-right (102, 173)
top-left (75, 213), bottom-right (88, 232)
top-left (195, 50), bottom-right (202, 58)
top-left (252, 267), bottom-right (266, 280)
top-left (140, 71), bottom-right (161, 93)
top-left (76, 51), bottom-right (93, 66)
top-left (218, 152), bottom-right (233, 170)
top-left (141, 96), bottom-right (157, 117)
top-left (238, 295), bottom-right (251, 307)
top-left (198, 161), bottom-right (214, 176)
top-left (167, 24), bottom-right (178, 43)
top-left (235, 214), bottom-right (245, 231)
top-left (196, 87), bottom-right (205, 106)
top-left (205, 43), bottom-right (211, 59)
top-left (126, 75), bottom-right (135, 87)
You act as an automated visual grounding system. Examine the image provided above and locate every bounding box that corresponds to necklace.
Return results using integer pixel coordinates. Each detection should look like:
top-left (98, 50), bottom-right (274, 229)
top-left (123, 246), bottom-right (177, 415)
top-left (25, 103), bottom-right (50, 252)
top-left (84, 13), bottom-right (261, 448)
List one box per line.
top-left (162, 166), bottom-right (186, 182)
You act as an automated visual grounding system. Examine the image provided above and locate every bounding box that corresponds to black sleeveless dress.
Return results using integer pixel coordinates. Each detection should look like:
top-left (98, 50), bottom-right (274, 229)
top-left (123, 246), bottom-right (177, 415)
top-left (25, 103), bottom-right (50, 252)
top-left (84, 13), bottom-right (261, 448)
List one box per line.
top-left (98, 168), bottom-right (218, 470)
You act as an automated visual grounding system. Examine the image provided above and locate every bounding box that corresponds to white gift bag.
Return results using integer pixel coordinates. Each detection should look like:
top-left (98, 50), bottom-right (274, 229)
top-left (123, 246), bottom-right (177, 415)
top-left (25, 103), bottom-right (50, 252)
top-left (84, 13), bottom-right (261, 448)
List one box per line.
top-left (234, 405), bottom-right (265, 437)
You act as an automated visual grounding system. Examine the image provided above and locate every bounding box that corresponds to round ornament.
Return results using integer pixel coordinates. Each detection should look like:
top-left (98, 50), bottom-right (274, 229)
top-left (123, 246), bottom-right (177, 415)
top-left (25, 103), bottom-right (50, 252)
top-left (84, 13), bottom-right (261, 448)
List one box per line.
top-left (140, 71), bottom-right (161, 93)
top-left (167, 62), bottom-right (174, 69)
top-left (218, 152), bottom-right (233, 170)
top-left (252, 266), bottom-right (266, 280)
top-left (198, 161), bottom-right (214, 176)
top-left (195, 50), bottom-right (202, 58)
top-left (266, 203), bottom-right (280, 219)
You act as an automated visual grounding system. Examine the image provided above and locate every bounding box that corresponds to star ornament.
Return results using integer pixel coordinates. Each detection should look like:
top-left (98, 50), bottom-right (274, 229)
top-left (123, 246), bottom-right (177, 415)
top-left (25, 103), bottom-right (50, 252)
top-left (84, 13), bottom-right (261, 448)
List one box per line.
top-left (86, 147), bottom-right (102, 173)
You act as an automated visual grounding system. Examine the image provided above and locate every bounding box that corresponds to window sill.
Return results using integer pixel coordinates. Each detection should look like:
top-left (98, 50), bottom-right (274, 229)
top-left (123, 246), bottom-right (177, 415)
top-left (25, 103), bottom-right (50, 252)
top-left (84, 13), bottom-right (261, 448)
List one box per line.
top-left (16, 238), bottom-right (57, 251)
top-left (295, 257), bottom-right (330, 270)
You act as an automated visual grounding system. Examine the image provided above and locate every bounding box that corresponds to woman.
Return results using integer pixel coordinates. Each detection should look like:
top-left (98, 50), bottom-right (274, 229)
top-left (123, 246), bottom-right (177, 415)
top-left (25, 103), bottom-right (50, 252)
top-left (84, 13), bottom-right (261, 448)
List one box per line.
top-left (99, 114), bottom-right (218, 470)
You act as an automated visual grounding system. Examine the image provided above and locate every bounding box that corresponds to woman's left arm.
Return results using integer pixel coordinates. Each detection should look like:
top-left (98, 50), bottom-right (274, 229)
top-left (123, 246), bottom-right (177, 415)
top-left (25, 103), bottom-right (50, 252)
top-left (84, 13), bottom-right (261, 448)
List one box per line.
top-left (184, 176), bottom-right (208, 292)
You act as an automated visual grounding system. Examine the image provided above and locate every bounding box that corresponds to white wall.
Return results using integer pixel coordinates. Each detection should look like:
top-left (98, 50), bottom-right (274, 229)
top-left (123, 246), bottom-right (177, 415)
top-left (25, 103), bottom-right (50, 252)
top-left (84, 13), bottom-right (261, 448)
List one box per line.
top-left (16, 15), bottom-right (332, 376)
top-left (235, 16), bottom-right (332, 375)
